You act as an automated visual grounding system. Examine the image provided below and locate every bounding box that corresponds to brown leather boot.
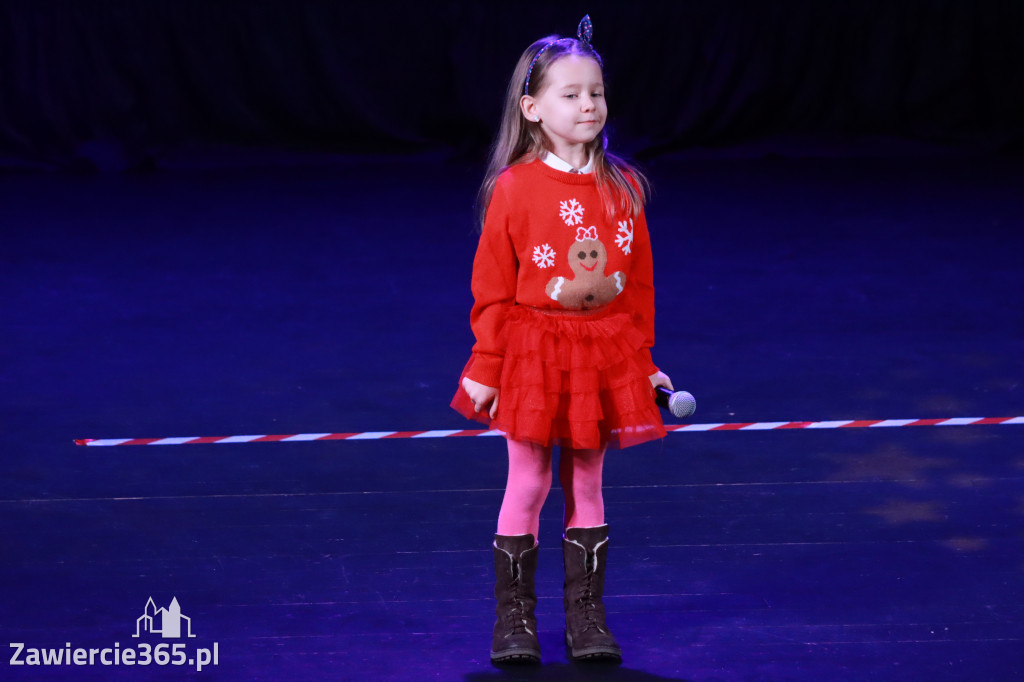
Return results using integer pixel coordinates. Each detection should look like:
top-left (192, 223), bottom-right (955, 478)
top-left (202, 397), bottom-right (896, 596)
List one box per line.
top-left (562, 525), bottom-right (622, 662)
top-left (491, 534), bottom-right (541, 664)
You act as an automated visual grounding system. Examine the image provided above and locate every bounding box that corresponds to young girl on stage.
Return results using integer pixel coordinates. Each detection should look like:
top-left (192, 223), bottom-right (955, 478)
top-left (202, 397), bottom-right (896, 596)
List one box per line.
top-left (452, 15), bottom-right (672, 665)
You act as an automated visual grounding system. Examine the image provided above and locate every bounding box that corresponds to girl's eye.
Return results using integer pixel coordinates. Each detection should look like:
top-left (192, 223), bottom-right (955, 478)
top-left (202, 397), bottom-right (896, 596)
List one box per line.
top-left (565, 94), bottom-right (577, 99)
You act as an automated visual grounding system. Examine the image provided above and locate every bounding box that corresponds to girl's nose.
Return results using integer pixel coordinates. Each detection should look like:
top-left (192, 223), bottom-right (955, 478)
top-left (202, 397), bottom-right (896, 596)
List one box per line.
top-left (580, 95), bottom-right (594, 111)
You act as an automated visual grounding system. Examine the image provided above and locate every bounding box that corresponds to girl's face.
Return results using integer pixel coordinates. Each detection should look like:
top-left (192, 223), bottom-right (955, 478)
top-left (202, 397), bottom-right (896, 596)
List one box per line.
top-left (521, 55), bottom-right (607, 160)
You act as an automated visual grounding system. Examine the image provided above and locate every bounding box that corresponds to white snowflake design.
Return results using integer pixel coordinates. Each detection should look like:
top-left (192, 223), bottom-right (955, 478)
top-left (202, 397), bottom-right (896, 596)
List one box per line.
top-left (615, 219), bottom-right (634, 255)
top-left (532, 243), bottom-right (556, 269)
top-left (559, 198), bottom-right (584, 226)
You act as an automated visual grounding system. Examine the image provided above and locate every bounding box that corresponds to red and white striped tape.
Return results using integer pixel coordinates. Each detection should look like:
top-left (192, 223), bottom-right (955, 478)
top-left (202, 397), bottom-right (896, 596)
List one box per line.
top-left (74, 416), bottom-right (1024, 447)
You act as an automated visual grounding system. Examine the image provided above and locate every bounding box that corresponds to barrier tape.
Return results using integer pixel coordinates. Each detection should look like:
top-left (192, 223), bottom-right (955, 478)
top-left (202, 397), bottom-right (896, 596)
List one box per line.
top-left (74, 416), bottom-right (1024, 447)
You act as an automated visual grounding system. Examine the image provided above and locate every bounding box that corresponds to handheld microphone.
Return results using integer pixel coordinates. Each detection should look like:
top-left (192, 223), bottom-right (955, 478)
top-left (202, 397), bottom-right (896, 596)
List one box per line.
top-left (655, 387), bottom-right (696, 419)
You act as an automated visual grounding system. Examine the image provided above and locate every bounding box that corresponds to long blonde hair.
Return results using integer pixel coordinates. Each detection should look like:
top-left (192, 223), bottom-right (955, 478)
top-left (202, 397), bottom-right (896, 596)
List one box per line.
top-left (476, 35), bottom-right (649, 230)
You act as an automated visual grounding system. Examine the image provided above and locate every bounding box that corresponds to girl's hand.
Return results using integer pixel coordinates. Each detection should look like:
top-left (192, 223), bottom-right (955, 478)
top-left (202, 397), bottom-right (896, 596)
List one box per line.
top-left (649, 371), bottom-right (674, 392)
top-left (462, 377), bottom-right (500, 419)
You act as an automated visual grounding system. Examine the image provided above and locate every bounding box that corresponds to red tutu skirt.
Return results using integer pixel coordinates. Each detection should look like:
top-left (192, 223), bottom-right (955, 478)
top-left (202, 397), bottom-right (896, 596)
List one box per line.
top-left (451, 306), bottom-right (665, 450)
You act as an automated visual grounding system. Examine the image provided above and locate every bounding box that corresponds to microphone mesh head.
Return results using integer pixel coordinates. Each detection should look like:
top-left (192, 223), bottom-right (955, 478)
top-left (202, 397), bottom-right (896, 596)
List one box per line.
top-left (668, 391), bottom-right (696, 419)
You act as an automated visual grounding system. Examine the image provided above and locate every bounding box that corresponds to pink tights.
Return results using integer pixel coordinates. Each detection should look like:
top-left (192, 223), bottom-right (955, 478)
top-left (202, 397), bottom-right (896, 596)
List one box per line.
top-left (495, 438), bottom-right (607, 538)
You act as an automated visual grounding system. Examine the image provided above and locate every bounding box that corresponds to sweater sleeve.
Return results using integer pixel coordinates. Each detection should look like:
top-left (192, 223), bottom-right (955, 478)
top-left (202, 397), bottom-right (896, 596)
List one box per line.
top-left (465, 181), bottom-right (518, 387)
top-left (613, 207), bottom-right (659, 376)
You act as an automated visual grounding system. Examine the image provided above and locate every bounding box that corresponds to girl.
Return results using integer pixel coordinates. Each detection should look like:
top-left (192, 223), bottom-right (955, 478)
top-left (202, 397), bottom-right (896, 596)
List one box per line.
top-left (451, 15), bottom-right (672, 665)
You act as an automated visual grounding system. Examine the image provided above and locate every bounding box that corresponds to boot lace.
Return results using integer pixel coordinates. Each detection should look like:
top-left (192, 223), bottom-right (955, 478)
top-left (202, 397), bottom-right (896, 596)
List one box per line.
top-left (502, 559), bottom-right (534, 637)
top-left (573, 558), bottom-right (606, 634)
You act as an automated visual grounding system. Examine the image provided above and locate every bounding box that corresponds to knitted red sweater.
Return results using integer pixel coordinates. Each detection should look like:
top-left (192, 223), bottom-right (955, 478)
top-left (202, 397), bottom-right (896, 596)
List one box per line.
top-left (466, 159), bottom-right (659, 387)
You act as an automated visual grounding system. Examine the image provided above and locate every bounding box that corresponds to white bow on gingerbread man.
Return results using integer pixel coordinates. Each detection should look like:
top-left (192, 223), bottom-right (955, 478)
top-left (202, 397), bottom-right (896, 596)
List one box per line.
top-left (575, 226), bottom-right (598, 242)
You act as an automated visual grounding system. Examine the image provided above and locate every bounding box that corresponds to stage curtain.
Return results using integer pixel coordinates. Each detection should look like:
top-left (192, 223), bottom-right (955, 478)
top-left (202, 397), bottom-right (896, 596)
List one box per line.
top-left (0, 0), bottom-right (1021, 168)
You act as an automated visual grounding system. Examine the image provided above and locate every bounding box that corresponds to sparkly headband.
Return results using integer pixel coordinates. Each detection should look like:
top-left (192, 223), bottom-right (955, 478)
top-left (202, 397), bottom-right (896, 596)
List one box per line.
top-left (523, 14), bottom-right (602, 97)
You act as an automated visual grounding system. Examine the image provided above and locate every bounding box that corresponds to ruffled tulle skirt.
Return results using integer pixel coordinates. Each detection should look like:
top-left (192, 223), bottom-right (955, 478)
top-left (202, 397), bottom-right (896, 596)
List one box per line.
top-left (451, 306), bottom-right (665, 450)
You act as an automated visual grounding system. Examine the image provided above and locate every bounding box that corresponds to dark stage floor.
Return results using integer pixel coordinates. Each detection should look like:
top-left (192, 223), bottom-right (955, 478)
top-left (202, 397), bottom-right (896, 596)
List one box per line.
top-left (2, 152), bottom-right (1022, 681)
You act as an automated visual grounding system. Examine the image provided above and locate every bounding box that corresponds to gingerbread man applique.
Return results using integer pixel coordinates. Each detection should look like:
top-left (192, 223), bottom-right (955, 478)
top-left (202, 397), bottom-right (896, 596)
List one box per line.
top-left (545, 226), bottom-right (626, 310)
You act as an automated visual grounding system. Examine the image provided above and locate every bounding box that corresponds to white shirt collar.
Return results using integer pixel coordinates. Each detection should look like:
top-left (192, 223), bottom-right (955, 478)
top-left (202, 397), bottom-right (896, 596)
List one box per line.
top-left (541, 151), bottom-right (595, 174)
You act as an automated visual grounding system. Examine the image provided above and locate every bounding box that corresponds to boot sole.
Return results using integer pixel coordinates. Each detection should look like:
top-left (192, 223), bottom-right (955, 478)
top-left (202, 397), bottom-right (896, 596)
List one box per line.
top-left (490, 649), bottom-right (541, 665)
top-left (568, 647), bottom-right (622, 662)
top-left (565, 632), bottom-right (622, 663)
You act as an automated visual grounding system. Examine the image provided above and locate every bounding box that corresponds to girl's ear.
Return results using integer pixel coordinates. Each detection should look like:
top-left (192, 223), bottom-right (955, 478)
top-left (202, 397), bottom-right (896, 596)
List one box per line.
top-left (520, 95), bottom-right (540, 123)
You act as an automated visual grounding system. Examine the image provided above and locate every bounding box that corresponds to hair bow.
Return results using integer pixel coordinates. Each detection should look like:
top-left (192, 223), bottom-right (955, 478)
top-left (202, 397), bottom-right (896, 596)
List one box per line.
top-left (576, 226), bottom-right (599, 241)
top-left (577, 15), bottom-right (593, 46)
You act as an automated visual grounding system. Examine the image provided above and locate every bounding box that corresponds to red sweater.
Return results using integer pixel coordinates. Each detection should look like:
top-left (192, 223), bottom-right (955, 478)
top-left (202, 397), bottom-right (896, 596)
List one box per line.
top-left (466, 159), bottom-right (659, 387)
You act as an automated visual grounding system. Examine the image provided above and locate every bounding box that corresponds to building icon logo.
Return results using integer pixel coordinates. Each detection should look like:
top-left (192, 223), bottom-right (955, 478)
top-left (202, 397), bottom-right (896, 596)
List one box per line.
top-left (133, 597), bottom-right (196, 639)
